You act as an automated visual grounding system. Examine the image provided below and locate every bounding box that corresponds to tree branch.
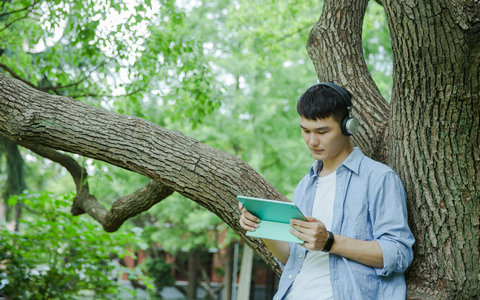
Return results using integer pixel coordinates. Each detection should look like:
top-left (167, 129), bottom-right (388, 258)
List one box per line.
top-left (307, 0), bottom-right (389, 161)
top-left (0, 63), bottom-right (38, 90)
top-left (71, 85), bottom-right (145, 100)
top-left (0, 73), bottom-right (284, 275)
top-left (199, 264), bottom-right (223, 299)
top-left (446, 0), bottom-right (480, 31)
top-left (0, 1), bottom-right (39, 32)
top-left (13, 140), bottom-right (173, 232)
top-left (0, 61), bottom-right (116, 100)
top-left (0, 61), bottom-right (141, 100)
top-left (273, 23), bottom-right (312, 44)
top-left (40, 60), bottom-right (109, 94)
top-left (0, 1), bottom-right (39, 18)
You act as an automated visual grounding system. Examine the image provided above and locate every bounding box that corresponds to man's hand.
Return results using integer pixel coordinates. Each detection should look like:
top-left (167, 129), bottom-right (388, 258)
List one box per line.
top-left (238, 202), bottom-right (260, 231)
top-left (290, 216), bottom-right (330, 251)
top-left (238, 201), bottom-right (290, 264)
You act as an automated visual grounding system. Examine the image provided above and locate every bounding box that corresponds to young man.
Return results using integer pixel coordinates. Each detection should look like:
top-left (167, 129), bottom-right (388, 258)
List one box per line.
top-left (239, 82), bottom-right (415, 299)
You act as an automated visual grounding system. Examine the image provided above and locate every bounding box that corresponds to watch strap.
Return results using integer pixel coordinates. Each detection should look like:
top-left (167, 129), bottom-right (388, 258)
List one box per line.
top-left (322, 231), bottom-right (334, 252)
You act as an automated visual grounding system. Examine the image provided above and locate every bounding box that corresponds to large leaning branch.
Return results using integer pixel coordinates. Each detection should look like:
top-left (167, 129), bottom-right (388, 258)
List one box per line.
top-left (12, 139), bottom-right (174, 232)
top-left (0, 73), bottom-right (284, 275)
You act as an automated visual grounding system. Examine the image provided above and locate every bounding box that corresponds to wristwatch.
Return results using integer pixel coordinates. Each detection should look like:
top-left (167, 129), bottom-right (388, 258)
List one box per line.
top-left (322, 231), bottom-right (334, 252)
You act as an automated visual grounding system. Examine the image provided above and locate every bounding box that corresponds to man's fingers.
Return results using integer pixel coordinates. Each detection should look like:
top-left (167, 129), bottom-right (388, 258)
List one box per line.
top-left (290, 224), bottom-right (314, 240)
top-left (289, 217), bottom-right (329, 251)
top-left (291, 217), bottom-right (325, 231)
top-left (239, 205), bottom-right (260, 223)
top-left (238, 202), bottom-right (260, 232)
top-left (240, 214), bottom-right (259, 229)
top-left (289, 228), bottom-right (311, 244)
top-left (290, 219), bottom-right (313, 230)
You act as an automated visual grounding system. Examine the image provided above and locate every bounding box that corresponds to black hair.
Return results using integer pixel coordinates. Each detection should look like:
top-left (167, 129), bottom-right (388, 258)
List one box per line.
top-left (296, 83), bottom-right (350, 124)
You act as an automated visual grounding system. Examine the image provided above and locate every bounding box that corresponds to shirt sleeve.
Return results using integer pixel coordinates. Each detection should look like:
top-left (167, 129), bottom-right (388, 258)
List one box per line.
top-left (370, 171), bottom-right (415, 277)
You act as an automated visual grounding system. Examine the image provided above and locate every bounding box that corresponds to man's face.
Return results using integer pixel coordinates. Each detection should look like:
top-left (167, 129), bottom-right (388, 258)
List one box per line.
top-left (300, 115), bottom-right (350, 162)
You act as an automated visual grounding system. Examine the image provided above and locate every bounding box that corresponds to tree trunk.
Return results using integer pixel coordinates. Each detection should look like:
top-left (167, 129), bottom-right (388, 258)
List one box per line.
top-left (308, 0), bottom-right (479, 298)
top-left (1, 137), bottom-right (26, 230)
top-left (383, 1), bottom-right (480, 298)
top-left (307, 0), bottom-right (390, 162)
top-left (187, 250), bottom-right (198, 300)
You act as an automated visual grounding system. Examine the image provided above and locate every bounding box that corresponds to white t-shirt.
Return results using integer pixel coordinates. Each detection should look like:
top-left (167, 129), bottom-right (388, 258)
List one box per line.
top-left (285, 171), bottom-right (336, 300)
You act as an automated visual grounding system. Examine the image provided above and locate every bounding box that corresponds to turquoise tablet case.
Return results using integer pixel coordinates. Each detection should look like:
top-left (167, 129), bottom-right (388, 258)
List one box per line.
top-left (237, 195), bottom-right (306, 244)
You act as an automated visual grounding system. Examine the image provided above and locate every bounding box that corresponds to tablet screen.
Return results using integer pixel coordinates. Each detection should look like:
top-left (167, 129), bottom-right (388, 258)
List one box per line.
top-left (237, 195), bottom-right (306, 224)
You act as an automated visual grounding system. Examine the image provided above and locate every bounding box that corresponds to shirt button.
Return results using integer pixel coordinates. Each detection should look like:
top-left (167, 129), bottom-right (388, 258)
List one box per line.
top-left (299, 255), bottom-right (303, 259)
top-left (288, 274), bottom-right (293, 279)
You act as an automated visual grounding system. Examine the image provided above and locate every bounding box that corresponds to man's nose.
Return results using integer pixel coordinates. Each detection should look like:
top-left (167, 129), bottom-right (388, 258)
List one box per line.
top-left (309, 134), bottom-right (319, 147)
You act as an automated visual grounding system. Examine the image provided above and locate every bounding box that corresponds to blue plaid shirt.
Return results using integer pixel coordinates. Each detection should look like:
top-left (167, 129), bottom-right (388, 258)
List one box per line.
top-left (274, 147), bottom-right (415, 300)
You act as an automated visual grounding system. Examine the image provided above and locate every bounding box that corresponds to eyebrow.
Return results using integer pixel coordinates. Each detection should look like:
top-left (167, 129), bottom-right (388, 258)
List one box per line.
top-left (299, 125), bottom-right (330, 131)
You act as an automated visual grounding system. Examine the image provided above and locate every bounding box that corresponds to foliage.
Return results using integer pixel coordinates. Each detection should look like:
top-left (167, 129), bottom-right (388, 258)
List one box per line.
top-left (362, 1), bottom-right (393, 100)
top-left (170, 0), bottom-right (323, 198)
top-left (143, 195), bottom-right (227, 253)
top-left (140, 257), bottom-right (175, 297)
top-left (0, 0), bottom-right (221, 126)
top-left (0, 191), bottom-right (149, 299)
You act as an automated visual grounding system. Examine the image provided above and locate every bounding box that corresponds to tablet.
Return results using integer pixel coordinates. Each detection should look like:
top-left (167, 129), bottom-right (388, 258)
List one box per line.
top-left (237, 195), bottom-right (306, 244)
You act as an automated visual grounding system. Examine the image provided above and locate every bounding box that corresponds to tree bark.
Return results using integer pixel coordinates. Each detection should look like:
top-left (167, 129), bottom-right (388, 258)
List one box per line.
top-left (384, 1), bottom-right (480, 298)
top-left (308, 0), bottom-right (479, 298)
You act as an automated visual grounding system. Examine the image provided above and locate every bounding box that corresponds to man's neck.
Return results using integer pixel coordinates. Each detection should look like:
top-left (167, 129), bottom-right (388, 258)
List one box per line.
top-left (319, 145), bottom-right (354, 176)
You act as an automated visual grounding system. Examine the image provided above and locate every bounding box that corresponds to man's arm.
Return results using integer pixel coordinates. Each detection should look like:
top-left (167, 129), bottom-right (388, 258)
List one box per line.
top-left (330, 235), bottom-right (383, 268)
top-left (238, 202), bottom-right (290, 265)
top-left (290, 216), bottom-right (383, 268)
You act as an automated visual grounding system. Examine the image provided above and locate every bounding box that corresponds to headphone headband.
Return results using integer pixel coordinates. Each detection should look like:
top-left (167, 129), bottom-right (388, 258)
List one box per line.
top-left (318, 82), bottom-right (352, 107)
top-left (318, 81), bottom-right (358, 136)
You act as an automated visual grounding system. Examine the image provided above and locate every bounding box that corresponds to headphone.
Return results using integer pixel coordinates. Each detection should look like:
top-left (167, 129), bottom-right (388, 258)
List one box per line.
top-left (318, 82), bottom-right (359, 136)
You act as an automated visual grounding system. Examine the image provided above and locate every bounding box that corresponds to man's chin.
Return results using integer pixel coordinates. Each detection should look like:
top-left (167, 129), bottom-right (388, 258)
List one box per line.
top-left (311, 152), bottom-right (325, 160)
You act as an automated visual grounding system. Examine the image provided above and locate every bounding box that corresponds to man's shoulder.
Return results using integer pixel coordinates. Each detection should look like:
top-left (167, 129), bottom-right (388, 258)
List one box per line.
top-left (297, 172), bottom-right (313, 186)
top-left (358, 154), bottom-right (398, 180)
top-left (293, 165), bottom-right (316, 194)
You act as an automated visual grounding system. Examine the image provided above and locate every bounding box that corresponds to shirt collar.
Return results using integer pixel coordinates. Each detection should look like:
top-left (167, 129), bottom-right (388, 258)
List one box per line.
top-left (309, 147), bottom-right (364, 177)
top-left (341, 147), bottom-right (363, 174)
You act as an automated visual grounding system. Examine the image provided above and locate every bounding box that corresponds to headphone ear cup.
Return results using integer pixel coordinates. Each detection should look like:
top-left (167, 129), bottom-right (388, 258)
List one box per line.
top-left (341, 117), bottom-right (351, 136)
top-left (342, 117), bottom-right (359, 136)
